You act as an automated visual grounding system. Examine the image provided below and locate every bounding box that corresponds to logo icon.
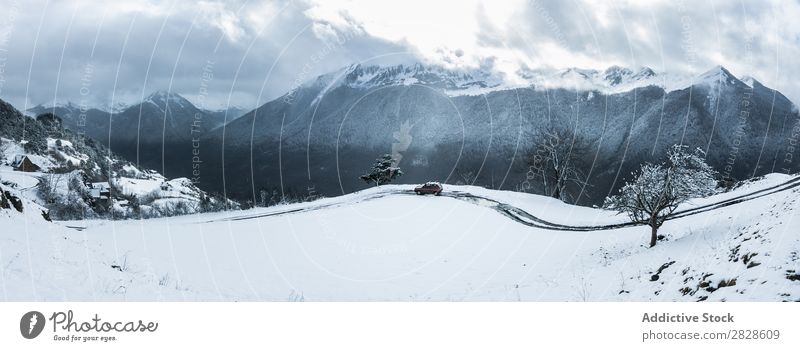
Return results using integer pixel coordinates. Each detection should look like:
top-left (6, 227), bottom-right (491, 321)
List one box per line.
top-left (20, 311), bottom-right (45, 339)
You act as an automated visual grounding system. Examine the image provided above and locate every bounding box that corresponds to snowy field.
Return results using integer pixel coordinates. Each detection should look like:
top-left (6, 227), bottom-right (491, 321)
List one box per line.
top-left (1, 175), bottom-right (799, 301)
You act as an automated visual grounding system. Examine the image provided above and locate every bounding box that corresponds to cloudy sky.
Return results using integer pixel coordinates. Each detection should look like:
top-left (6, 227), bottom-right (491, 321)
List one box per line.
top-left (0, 0), bottom-right (798, 111)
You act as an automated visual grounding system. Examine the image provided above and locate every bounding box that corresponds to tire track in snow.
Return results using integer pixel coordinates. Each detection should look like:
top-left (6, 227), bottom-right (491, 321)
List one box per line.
top-left (73, 175), bottom-right (800, 231)
top-left (444, 176), bottom-right (800, 231)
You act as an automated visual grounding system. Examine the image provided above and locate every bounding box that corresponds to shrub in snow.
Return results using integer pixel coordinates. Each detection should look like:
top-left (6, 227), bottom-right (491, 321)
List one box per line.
top-left (1, 186), bottom-right (24, 213)
top-left (199, 193), bottom-right (231, 212)
top-left (68, 174), bottom-right (91, 199)
top-left (51, 192), bottom-right (93, 220)
top-left (359, 154), bottom-right (403, 186)
top-left (154, 201), bottom-right (194, 217)
top-left (0, 186), bottom-right (19, 211)
top-left (35, 172), bottom-right (97, 220)
top-left (604, 145), bottom-right (718, 247)
top-left (36, 173), bottom-right (63, 205)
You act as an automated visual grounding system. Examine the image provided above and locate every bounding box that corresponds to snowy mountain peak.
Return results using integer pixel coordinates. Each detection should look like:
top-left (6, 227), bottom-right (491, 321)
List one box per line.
top-left (144, 90), bottom-right (193, 110)
top-left (302, 63), bottom-right (768, 99)
top-left (329, 63), bottom-right (669, 95)
top-left (99, 101), bottom-right (130, 113)
top-left (298, 63), bottom-right (505, 102)
top-left (560, 67), bottom-right (599, 80)
top-left (696, 65), bottom-right (738, 85)
top-left (146, 90), bottom-right (179, 102)
top-left (30, 99), bottom-right (100, 113)
top-left (36, 100), bottom-right (78, 109)
top-left (740, 75), bottom-right (761, 89)
top-left (340, 63), bottom-right (499, 91)
top-left (635, 67), bottom-right (656, 78)
top-left (599, 66), bottom-right (657, 86)
top-left (603, 66), bottom-right (634, 85)
top-left (28, 99), bottom-right (117, 116)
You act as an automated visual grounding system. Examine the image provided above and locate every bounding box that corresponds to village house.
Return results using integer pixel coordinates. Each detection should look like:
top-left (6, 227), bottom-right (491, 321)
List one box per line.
top-left (89, 182), bottom-right (111, 201)
top-left (11, 155), bottom-right (42, 172)
top-left (88, 181), bottom-right (113, 210)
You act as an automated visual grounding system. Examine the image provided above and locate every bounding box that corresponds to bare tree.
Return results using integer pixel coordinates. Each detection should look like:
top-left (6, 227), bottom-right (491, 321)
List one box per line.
top-left (456, 168), bottom-right (477, 185)
top-left (525, 127), bottom-right (590, 202)
top-left (36, 173), bottom-right (65, 205)
top-left (604, 145), bottom-right (717, 247)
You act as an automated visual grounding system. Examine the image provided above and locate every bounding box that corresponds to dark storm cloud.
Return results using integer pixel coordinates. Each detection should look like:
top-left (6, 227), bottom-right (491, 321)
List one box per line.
top-left (0, 0), bottom-right (406, 111)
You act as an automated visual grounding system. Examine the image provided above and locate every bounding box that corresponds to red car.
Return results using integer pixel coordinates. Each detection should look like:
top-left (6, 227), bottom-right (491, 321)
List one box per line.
top-left (414, 182), bottom-right (443, 195)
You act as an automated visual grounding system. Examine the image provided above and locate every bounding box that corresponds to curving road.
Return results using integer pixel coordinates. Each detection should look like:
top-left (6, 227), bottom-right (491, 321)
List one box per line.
top-left (206, 175), bottom-right (800, 232)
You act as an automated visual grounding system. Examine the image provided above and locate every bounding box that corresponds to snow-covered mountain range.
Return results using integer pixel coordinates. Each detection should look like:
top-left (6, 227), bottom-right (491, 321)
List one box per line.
top-left (300, 63), bottom-right (755, 99)
top-left (192, 63), bottom-right (799, 205)
top-left (28, 90), bottom-right (248, 140)
top-left (16, 63), bottom-right (800, 206)
top-left (29, 91), bottom-right (249, 118)
top-left (30, 99), bottom-right (130, 114)
top-left (26, 91), bottom-right (249, 178)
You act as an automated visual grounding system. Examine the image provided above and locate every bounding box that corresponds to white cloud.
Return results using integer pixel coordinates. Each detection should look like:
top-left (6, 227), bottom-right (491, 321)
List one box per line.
top-left (303, 0), bottom-right (515, 68)
top-left (301, 0), bottom-right (800, 104)
top-left (3, 0), bottom-right (800, 108)
top-left (198, 1), bottom-right (247, 43)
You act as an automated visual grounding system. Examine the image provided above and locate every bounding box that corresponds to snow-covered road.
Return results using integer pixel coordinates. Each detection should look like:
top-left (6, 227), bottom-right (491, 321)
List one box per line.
top-left (205, 174), bottom-right (800, 232)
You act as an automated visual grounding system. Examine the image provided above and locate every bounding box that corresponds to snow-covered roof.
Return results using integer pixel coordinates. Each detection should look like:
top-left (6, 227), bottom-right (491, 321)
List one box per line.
top-left (11, 154), bottom-right (35, 166)
top-left (91, 182), bottom-right (110, 189)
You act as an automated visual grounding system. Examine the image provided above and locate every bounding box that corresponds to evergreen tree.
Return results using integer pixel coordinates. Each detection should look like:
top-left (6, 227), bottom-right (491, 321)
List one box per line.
top-left (359, 154), bottom-right (403, 186)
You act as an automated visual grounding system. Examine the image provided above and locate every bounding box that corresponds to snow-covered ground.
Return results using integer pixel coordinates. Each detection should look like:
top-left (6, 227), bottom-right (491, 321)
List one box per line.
top-left (0, 165), bottom-right (40, 189)
top-left (1, 176), bottom-right (799, 301)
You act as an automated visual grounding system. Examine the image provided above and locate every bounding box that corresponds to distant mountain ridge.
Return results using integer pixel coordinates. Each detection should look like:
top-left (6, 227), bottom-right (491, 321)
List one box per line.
top-left (294, 63), bottom-right (752, 100)
top-left (27, 91), bottom-right (249, 177)
top-left (18, 64), bottom-right (800, 205)
top-left (1, 97), bottom-right (237, 219)
top-left (191, 63), bottom-right (800, 205)
top-left (28, 90), bottom-right (248, 134)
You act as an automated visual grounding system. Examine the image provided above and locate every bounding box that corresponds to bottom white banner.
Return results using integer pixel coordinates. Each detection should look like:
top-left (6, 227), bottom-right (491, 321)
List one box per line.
top-left (0, 302), bottom-right (797, 350)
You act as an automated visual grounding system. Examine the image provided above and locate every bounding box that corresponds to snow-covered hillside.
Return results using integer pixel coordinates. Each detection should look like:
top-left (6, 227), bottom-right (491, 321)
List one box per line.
top-left (0, 136), bottom-right (234, 220)
top-left (1, 175), bottom-right (798, 301)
